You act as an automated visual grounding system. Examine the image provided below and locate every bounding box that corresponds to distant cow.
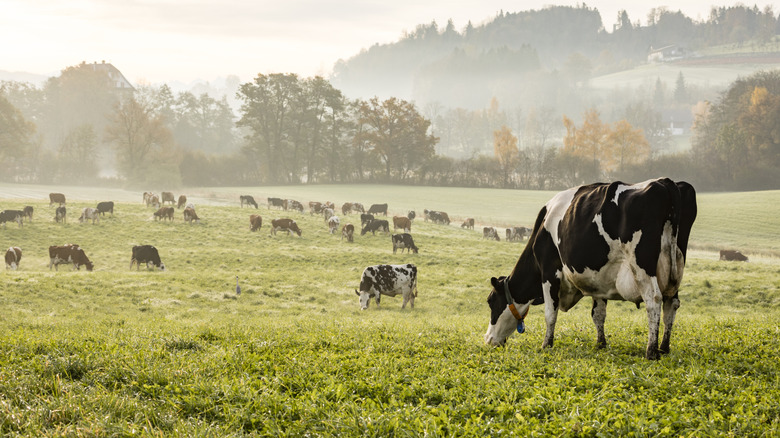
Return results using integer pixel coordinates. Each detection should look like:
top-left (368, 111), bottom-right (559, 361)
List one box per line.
top-left (461, 218), bottom-right (475, 229)
top-left (367, 203), bottom-right (388, 216)
top-left (183, 207), bottom-right (200, 224)
top-left (79, 207), bottom-right (100, 224)
top-left (392, 233), bottom-right (419, 254)
top-left (147, 194), bottom-right (161, 208)
top-left (49, 192), bottom-right (66, 206)
top-left (143, 192), bottom-right (152, 205)
top-left (96, 201), bottom-right (114, 216)
top-left (130, 245), bottom-right (165, 271)
top-left (5, 247), bottom-right (22, 270)
top-left (361, 214), bottom-right (374, 227)
top-left (310, 201), bottom-right (324, 215)
top-left (393, 216), bottom-right (412, 232)
top-left (49, 244), bottom-right (93, 271)
top-left (407, 211), bottom-right (416, 221)
top-left (22, 206), bottom-right (33, 222)
top-left (341, 223), bottom-right (355, 242)
top-left (328, 216), bottom-right (340, 234)
top-left (483, 227), bottom-right (500, 241)
top-left (286, 199), bottom-right (304, 212)
top-left (720, 249), bottom-right (748, 262)
top-left (271, 218), bottom-right (302, 237)
top-left (268, 197), bottom-right (285, 209)
top-left (322, 208), bottom-right (335, 222)
top-left (341, 203), bottom-right (354, 215)
top-left (355, 264), bottom-right (418, 310)
top-left (240, 195), bottom-right (258, 209)
top-left (424, 209), bottom-right (450, 225)
top-left (154, 207), bottom-right (174, 221)
top-left (55, 206), bottom-right (67, 223)
top-left (178, 195), bottom-right (187, 209)
top-left (351, 203), bottom-right (365, 213)
top-left (161, 192), bottom-right (175, 205)
top-left (0, 210), bottom-right (24, 228)
top-left (361, 219), bottom-right (389, 236)
top-left (506, 226), bottom-right (529, 242)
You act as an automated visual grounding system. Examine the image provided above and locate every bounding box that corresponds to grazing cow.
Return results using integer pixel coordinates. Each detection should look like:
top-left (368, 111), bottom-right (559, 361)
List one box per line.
top-left (392, 216), bottom-right (412, 233)
top-left (309, 201), bottom-right (324, 215)
top-left (361, 219), bottom-right (389, 236)
top-left (392, 233), bottom-right (419, 254)
top-left (719, 249), bottom-right (748, 262)
top-left (250, 214), bottom-right (263, 231)
top-left (407, 211), bottom-right (416, 221)
top-left (96, 201), bottom-right (114, 216)
top-left (268, 197), bottom-right (285, 209)
top-left (55, 206), bottom-right (67, 223)
top-left (49, 244), bottom-right (94, 271)
top-left (286, 199), bottom-right (304, 212)
top-left (23, 206), bottom-right (33, 222)
top-left (483, 227), bottom-right (500, 241)
top-left (355, 264), bottom-right (418, 310)
top-left (161, 192), bottom-right (175, 205)
top-left (322, 208), bottom-right (335, 222)
top-left (130, 245), bottom-right (165, 271)
top-left (49, 192), bottom-right (66, 206)
top-left (143, 192), bottom-right (152, 205)
top-left (148, 194), bottom-right (161, 208)
top-left (351, 203), bottom-right (365, 213)
top-left (79, 207), bottom-right (100, 224)
top-left (341, 223), bottom-right (355, 242)
top-left (240, 195), bottom-right (258, 209)
top-left (505, 226), bottom-right (530, 242)
top-left (367, 203), bottom-right (388, 216)
top-left (341, 202), bottom-right (353, 215)
top-left (328, 216), bottom-right (340, 234)
top-left (0, 210), bottom-right (24, 228)
top-left (484, 178), bottom-right (697, 360)
top-left (183, 207), bottom-right (200, 224)
top-left (361, 214), bottom-right (374, 227)
top-left (154, 206), bottom-right (174, 221)
top-left (5, 247), bottom-right (22, 270)
top-left (178, 195), bottom-right (187, 209)
top-left (461, 218), bottom-right (475, 229)
top-left (424, 209), bottom-right (451, 225)
top-left (271, 218), bottom-right (302, 237)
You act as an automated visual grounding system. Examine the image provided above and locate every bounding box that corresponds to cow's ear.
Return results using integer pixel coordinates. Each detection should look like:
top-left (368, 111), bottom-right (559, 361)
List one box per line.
top-left (355, 289), bottom-right (360, 296)
top-left (490, 277), bottom-right (500, 289)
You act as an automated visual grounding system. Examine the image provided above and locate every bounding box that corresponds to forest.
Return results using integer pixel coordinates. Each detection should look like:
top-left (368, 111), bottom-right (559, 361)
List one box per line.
top-left (0, 4), bottom-right (779, 191)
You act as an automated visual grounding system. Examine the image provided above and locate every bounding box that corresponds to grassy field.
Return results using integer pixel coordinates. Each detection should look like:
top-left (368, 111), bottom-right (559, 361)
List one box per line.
top-left (0, 183), bottom-right (778, 436)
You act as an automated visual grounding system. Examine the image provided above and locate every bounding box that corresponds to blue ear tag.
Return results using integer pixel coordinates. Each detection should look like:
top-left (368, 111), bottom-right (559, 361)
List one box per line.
top-left (517, 320), bottom-right (525, 334)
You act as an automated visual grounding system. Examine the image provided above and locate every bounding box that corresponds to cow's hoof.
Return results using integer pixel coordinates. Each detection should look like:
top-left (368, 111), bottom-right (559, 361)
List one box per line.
top-left (645, 348), bottom-right (660, 360)
top-left (596, 340), bottom-right (607, 349)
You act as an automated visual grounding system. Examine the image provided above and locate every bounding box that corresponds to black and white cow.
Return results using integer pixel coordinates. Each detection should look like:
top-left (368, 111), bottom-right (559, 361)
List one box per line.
top-left (0, 210), bottom-right (24, 228)
top-left (355, 264), bottom-right (418, 310)
top-left (361, 219), bottom-right (389, 235)
top-left (130, 245), bottom-right (165, 271)
top-left (484, 178), bottom-right (697, 360)
top-left (391, 233), bottom-right (419, 254)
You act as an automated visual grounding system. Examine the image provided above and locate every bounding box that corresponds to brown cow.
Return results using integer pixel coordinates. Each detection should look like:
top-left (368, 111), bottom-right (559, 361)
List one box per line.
top-left (49, 192), bottom-right (66, 206)
top-left (341, 223), bottom-right (355, 242)
top-left (393, 216), bottom-right (412, 233)
top-left (183, 207), bottom-right (200, 224)
top-left (271, 218), bottom-right (302, 237)
top-left (177, 195), bottom-right (187, 209)
top-left (147, 194), bottom-right (160, 208)
top-left (154, 207), bottom-right (174, 221)
top-left (161, 191), bottom-right (175, 205)
top-left (250, 214), bottom-right (263, 231)
top-left (309, 201), bottom-right (323, 215)
top-left (719, 249), bottom-right (749, 262)
top-left (23, 206), bottom-right (33, 222)
top-left (342, 202), bottom-right (354, 215)
top-left (49, 244), bottom-right (94, 271)
top-left (461, 218), bottom-right (475, 229)
top-left (5, 246), bottom-right (22, 270)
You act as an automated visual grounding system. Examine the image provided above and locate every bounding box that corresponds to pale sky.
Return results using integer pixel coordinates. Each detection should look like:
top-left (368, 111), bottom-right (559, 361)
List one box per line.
top-left (0, 0), bottom-right (761, 85)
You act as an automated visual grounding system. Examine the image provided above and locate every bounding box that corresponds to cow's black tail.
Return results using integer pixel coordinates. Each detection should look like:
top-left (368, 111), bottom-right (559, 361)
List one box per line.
top-left (660, 178), bottom-right (683, 285)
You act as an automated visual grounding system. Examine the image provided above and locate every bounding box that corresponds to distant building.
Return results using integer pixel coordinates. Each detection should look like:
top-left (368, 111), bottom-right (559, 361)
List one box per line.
top-left (648, 45), bottom-right (686, 63)
top-left (662, 108), bottom-right (693, 136)
top-left (83, 60), bottom-right (134, 91)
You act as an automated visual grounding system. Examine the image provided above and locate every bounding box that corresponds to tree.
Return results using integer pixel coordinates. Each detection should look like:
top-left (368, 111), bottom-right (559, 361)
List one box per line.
top-left (105, 96), bottom-right (176, 185)
top-left (58, 124), bottom-right (98, 179)
top-left (493, 126), bottom-right (519, 187)
top-left (604, 120), bottom-right (650, 173)
top-left (0, 93), bottom-right (35, 161)
top-left (674, 71), bottom-right (688, 103)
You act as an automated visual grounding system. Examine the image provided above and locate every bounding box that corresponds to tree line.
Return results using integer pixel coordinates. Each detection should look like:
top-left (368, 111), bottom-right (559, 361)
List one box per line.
top-left (2, 64), bottom-right (779, 191)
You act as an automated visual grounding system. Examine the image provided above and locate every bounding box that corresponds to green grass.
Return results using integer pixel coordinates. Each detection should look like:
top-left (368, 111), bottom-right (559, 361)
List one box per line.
top-left (0, 185), bottom-right (779, 436)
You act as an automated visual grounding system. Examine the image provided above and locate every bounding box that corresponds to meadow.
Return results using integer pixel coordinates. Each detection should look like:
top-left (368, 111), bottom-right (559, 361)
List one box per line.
top-left (0, 184), bottom-right (778, 436)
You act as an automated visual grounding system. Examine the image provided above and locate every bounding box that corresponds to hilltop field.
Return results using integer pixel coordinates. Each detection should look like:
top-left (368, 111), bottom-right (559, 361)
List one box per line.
top-left (0, 183), bottom-right (778, 435)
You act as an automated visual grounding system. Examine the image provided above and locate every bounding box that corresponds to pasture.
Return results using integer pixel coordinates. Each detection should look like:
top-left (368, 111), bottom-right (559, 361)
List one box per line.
top-left (0, 184), bottom-right (779, 436)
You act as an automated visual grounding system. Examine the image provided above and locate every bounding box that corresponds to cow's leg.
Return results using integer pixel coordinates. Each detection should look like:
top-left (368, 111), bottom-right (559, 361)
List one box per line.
top-left (659, 293), bottom-right (680, 354)
top-left (541, 280), bottom-right (559, 348)
top-left (644, 277), bottom-right (663, 360)
top-left (591, 298), bottom-right (608, 348)
top-left (375, 294), bottom-right (381, 309)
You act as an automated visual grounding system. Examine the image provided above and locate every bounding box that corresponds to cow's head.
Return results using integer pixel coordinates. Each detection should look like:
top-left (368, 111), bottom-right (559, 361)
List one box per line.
top-left (84, 260), bottom-right (94, 272)
top-left (484, 276), bottom-right (531, 347)
top-left (355, 289), bottom-right (375, 310)
top-left (159, 262), bottom-right (166, 271)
